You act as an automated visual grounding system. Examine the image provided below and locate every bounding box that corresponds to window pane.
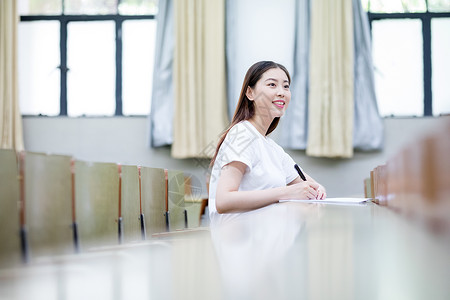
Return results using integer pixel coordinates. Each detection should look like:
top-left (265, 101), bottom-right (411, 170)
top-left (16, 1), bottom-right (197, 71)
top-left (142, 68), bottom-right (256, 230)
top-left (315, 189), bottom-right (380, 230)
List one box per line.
top-left (372, 19), bottom-right (424, 117)
top-left (18, 21), bottom-right (60, 116)
top-left (67, 21), bottom-right (115, 117)
top-left (119, 0), bottom-right (158, 15)
top-left (432, 18), bottom-right (450, 116)
top-left (370, 0), bottom-right (426, 12)
top-left (65, 0), bottom-right (117, 15)
top-left (428, 0), bottom-right (450, 12)
top-left (122, 20), bottom-right (156, 116)
top-left (18, 0), bottom-right (62, 15)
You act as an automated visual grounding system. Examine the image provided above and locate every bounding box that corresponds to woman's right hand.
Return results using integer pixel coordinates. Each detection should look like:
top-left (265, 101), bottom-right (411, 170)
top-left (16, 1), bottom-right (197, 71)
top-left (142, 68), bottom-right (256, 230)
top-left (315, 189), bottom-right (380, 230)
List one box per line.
top-left (285, 181), bottom-right (319, 200)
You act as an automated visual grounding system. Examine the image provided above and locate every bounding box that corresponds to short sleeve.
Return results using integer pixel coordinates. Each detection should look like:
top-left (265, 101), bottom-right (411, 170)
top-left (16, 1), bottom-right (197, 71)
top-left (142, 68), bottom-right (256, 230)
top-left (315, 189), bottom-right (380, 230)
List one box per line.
top-left (215, 122), bottom-right (259, 171)
top-left (281, 149), bottom-right (300, 184)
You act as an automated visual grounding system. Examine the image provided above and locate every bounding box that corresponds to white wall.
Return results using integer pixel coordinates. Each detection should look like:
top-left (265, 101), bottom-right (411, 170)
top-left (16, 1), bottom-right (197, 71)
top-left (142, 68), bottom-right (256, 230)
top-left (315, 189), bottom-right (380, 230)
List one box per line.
top-left (22, 116), bottom-right (445, 198)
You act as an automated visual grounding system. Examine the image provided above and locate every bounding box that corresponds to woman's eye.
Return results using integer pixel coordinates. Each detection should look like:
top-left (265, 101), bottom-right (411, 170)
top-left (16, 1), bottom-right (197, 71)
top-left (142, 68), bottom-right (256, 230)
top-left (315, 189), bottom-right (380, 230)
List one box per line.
top-left (284, 85), bottom-right (290, 89)
top-left (268, 83), bottom-right (276, 87)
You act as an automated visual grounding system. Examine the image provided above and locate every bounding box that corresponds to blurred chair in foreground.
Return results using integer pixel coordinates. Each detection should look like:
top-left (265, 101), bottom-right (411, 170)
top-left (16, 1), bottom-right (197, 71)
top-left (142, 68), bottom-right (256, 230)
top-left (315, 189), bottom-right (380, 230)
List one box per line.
top-left (24, 152), bottom-right (75, 260)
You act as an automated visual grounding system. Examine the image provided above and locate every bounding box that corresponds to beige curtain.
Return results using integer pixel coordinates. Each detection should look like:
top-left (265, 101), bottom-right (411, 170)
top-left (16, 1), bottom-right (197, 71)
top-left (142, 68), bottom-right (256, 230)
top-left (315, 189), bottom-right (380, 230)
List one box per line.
top-left (307, 0), bottom-right (354, 158)
top-left (0, 0), bottom-right (24, 151)
top-left (172, 0), bottom-right (228, 158)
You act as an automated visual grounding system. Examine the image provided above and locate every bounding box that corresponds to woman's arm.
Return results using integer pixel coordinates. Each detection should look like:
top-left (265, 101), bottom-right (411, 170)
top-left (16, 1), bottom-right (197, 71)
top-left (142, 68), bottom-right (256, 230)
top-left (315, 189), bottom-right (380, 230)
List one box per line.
top-left (215, 161), bottom-right (320, 214)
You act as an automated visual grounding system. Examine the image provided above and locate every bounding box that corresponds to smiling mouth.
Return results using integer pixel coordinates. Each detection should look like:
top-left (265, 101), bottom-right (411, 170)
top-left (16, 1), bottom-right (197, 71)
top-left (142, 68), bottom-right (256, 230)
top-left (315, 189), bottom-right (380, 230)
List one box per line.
top-left (272, 100), bottom-right (285, 108)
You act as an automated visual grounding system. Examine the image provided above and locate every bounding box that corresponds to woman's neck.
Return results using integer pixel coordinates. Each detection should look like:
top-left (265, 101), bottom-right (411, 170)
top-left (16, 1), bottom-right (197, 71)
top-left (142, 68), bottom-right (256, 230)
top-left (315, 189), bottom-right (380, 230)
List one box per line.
top-left (248, 115), bottom-right (273, 136)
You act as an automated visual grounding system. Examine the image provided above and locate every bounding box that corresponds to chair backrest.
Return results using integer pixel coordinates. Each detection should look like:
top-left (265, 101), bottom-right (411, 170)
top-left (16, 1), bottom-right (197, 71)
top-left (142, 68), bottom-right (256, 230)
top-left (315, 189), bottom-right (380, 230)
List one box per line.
top-left (371, 118), bottom-right (450, 234)
top-left (75, 161), bottom-right (119, 251)
top-left (364, 177), bottom-right (372, 199)
top-left (184, 174), bottom-right (205, 228)
top-left (140, 167), bottom-right (166, 235)
top-left (0, 149), bottom-right (21, 268)
top-left (167, 170), bottom-right (186, 231)
top-left (24, 152), bottom-right (74, 259)
top-left (120, 165), bottom-right (141, 243)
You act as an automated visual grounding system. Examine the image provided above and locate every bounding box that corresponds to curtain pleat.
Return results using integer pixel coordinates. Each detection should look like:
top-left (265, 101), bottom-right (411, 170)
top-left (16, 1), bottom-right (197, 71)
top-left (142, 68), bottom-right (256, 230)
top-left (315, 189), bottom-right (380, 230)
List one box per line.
top-left (0, 0), bottom-right (24, 151)
top-left (352, 0), bottom-right (383, 150)
top-left (171, 0), bottom-right (228, 158)
top-left (150, 0), bottom-right (175, 147)
top-left (280, 0), bottom-right (310, 149)
top-left (307, 0), bottom-right (354, 157)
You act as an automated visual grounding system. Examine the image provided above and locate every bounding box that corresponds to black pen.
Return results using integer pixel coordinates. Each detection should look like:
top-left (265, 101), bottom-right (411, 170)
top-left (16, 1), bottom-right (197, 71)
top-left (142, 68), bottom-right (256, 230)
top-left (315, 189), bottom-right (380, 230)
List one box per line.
top-left (294, 164), bottom-right (307, 181)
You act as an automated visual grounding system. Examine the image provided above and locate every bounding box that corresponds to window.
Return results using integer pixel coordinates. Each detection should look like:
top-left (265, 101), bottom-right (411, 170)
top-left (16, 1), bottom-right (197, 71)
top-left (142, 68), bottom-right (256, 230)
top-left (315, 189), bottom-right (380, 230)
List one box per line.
top-left (364, 0), bottom-right (450, 117)
top-left (18, 21), bottom-right (60, 116)
top-left (431, 17), bottom-right (450, 115)
top-left (372, 19), bottom-right (424, 116)
top-left (122, 20), bottom-right (156, 115)
top-left (18, 0), bottom-right (158, 117)
top-left (67, 21), bottom-right (116, 116)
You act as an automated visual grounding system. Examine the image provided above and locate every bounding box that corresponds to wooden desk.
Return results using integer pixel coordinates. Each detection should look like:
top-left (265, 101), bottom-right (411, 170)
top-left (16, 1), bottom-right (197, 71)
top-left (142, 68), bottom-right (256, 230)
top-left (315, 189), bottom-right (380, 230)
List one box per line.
top-left (1, 201), bottom-right (449, 300)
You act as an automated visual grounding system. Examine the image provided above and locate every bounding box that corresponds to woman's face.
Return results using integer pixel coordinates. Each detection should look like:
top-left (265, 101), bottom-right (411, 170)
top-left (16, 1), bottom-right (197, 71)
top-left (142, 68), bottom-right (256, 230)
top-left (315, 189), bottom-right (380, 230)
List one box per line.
top-left (246, 67), bottom-right (291, 120)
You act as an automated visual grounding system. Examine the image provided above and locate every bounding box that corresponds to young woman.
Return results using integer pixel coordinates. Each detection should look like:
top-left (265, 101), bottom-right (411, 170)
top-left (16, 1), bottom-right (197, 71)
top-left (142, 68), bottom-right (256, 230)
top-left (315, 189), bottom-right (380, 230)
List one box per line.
top-left (209, 61), bottom-right (326, 217)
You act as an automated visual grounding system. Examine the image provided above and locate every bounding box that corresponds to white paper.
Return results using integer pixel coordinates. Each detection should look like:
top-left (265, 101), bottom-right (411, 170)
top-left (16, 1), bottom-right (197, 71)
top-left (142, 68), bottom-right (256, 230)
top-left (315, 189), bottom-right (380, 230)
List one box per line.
top-left (279, 197), bottom-right (371, 204)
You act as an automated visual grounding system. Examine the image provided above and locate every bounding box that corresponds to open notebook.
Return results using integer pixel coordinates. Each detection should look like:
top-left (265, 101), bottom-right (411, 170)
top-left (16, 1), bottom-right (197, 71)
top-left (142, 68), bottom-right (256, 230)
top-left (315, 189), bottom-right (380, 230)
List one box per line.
top-left (279, 198), bottom-right (371, 205)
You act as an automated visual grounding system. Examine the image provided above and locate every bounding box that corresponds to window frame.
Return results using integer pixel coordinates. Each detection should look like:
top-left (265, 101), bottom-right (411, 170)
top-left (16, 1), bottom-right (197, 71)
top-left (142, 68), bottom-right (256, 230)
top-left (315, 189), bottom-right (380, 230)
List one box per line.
top-left (20, 13), bottom-right (156, 117)
top-left (367, 8), bottom-right (450, 117)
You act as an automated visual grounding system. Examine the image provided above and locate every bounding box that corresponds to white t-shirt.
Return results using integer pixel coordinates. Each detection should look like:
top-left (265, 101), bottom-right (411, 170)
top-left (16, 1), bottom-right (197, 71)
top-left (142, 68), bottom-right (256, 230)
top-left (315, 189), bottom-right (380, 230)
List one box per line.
top-left (208, 120), bottom-right (300, 220)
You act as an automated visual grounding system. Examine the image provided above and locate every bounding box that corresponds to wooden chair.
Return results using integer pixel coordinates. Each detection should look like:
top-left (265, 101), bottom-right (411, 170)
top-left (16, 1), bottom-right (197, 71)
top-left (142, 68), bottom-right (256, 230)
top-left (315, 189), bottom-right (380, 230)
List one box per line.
top-left (167, 170), bottom-right (187, 231)
top-left (370, 170), bottom-right (375, 203)
top-left (23, 152), bottom-right (75, 260)
top-left (409, 122), bottom-right (450, 231)
top-left (372, 117), bottom-right (450, 234)
top-left (363, 177), bottom-right (372, 199)
top-left (140, 167), bottom-right (166, 236)
top-left (184, 174), bottom-right (207, 228)
top-left (0, 149), bottom-right (22, 268)
top-left (119, 165), bottom-right (141, 244)
top-left (373, 164), bottom-right (387, 206)
top-left (426, 122), bottom-right (450, 232)
top-left (74, 161), bottom-right (120, 251)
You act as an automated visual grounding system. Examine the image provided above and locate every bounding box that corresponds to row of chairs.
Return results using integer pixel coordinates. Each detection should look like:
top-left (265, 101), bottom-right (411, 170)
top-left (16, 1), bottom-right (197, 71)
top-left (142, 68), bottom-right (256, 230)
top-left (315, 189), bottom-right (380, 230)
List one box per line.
top-left (0, 150), bottom-right (194, 269)
top-left (365, 117), bottom-right (450, 234)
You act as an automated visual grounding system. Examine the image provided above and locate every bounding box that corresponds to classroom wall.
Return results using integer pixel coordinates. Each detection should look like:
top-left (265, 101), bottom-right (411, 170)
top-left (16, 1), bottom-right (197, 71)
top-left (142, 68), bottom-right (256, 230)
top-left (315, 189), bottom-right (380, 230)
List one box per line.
top-left (22, 116), bottom-right (445, 198)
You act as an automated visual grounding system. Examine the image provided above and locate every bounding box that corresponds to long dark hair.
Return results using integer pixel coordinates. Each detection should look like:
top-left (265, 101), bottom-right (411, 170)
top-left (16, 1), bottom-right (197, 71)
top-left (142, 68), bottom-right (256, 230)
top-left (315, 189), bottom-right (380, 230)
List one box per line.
top-left (210, 61), bottom-right (291, 167)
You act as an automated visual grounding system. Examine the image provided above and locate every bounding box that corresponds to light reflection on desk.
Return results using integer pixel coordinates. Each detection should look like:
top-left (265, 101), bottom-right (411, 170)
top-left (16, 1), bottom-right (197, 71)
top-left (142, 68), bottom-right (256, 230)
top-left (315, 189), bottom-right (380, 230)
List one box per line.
top-left (1, 202), bottom-right (449, 300)
top-left (210, 202), bottom-right (308, 300)
top-left (210, 202), bottom-right (358, 300)
top-left (210, 201), bottom-right (450, 300)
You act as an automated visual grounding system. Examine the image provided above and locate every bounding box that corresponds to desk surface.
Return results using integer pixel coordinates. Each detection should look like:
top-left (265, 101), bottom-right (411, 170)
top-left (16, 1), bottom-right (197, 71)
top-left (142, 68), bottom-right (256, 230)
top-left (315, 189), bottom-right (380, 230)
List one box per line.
top-left (1, 201), bottom-right (449, 300)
